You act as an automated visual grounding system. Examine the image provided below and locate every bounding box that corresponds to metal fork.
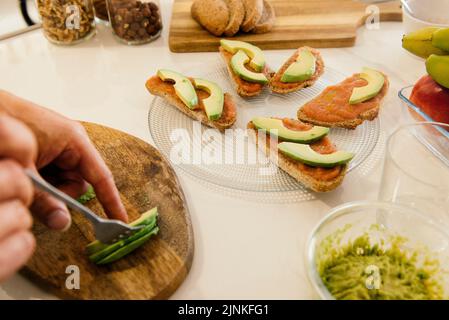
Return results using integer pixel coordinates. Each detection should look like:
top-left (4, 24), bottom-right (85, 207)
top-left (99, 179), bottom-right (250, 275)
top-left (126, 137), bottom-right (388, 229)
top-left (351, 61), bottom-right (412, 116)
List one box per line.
top-left (25, 169), bottom-right (143, 244)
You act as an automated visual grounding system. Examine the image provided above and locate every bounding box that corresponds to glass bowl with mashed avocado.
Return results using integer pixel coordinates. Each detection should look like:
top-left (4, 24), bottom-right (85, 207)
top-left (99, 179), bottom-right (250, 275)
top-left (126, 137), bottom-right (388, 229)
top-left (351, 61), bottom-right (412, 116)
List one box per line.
top-left (306, 201), bottom-right (449, 300)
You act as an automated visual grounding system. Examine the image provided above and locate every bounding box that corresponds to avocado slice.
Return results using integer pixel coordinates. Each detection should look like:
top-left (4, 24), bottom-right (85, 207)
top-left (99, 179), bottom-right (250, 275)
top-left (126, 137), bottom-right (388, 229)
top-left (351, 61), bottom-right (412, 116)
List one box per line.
top-left (220, 39), bottom-right (266, 72)
top-left (349, 68), bottom-right (385, 104)
top-left (157, 69), bottom-right (198, 109)
top-left (252, 117), bottom-right (329, 143)
top-left (96, 227), bottom-right (159, 265)
top-left (278, 142), bottom-right (354, 168)
top-left (231, 51), bottom-right (269, 84)
top-left (89, 217), bottom-right (158, 264)
top-left (281, 49), bottom-right (316, 83)
top-left (193, 78), bottom-right (224, 120)
top-left (426, 54), bottom-right (449, 89)
top-left (86, 207), bottom-right (158, 257)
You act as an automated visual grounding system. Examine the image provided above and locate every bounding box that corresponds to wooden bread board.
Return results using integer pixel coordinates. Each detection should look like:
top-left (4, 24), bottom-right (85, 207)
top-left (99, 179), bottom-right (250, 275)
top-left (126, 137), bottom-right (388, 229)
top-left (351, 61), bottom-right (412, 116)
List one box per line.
top-left (169, 0), bottom-right (402, 52)
top-left (22, 122), bottom-right (194, 300)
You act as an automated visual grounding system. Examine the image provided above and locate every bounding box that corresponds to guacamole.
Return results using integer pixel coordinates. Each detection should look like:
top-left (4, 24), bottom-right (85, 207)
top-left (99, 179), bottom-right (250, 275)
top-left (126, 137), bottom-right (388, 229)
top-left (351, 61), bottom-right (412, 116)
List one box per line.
top-left (317, 226), bottom-right (444, 300)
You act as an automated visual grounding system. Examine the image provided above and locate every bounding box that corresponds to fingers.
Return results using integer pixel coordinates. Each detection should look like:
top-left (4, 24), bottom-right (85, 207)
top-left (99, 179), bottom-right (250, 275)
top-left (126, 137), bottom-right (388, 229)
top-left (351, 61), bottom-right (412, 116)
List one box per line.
top-left (0, 231), bottom-right (35, 282)
top-left (0, 114), bottom-right (37, 167)
top-left (31, 191), bottom-right (71, 231)
top-left (74, 132), bottom-right (127, 222)
top-left (0, 201), bottom-right (33, 240)
top-left (0, 160), bottom-right (34, 206)
top-left (30, 170), bottom-right (71, 231)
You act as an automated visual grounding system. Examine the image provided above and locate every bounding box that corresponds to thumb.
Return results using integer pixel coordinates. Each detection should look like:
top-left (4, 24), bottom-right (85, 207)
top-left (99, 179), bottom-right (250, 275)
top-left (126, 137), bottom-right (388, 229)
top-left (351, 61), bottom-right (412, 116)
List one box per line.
top-left (30, 170), bottom-right (72, 231)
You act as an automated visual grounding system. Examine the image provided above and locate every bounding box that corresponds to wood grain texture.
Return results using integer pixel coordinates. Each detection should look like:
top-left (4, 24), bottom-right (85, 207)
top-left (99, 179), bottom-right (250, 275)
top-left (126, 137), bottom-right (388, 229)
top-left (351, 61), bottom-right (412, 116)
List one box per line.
top-left (169, 0), bottom-right (402, 52)
top-left (22, 123), bottom-right (194, 300)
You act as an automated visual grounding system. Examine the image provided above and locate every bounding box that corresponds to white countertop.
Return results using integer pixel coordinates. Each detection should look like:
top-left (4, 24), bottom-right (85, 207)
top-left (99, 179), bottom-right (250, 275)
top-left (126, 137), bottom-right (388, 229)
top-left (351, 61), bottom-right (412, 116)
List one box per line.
top-left (0, 1), bottom-right (426, 299)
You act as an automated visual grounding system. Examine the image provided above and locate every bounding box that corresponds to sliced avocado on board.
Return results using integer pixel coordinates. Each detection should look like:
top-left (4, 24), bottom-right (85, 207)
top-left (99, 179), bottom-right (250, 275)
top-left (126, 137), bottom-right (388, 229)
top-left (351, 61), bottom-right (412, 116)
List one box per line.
top-left (281, 49), bottom-right (316, 83)
top-left (230, 50), bottom-right (269, 84)
top-left (349, 68), bottom-right (385, 104)
top-left (252, 117), bottom-right (329, 143)
top-left (220, 39), bottom-right (266, 72)
top-left (86, 207), bottom-right (159, 264)
top-left (278, 142), bottom-right (354, 168)
top-left (97, 227), bottom-right (159, 265)
top-left (157, 69), bottom-right (198, 109)
top-left (193, 78), bottom-right (224, 120)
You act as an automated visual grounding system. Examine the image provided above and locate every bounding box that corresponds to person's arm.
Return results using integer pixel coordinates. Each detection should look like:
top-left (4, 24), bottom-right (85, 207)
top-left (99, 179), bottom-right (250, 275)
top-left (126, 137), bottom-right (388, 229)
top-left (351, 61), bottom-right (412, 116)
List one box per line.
top-left (0, 90), bottom-right (128, 229)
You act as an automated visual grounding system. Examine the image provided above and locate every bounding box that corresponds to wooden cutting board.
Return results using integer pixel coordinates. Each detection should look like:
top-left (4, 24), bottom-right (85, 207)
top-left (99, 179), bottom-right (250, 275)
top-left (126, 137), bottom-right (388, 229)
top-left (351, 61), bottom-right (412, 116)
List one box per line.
top-left (169, 0), bottom-right (402, 52)
top-left (22, 123), bottom-right (194, 300)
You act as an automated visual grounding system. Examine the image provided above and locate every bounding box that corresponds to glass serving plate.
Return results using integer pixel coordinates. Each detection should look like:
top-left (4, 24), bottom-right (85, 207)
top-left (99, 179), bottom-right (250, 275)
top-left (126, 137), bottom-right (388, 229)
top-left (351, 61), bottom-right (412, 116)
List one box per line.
top-left (399, 85), bottom-right (449, 139)
top-left (148, 62), bottom-right (380, 193)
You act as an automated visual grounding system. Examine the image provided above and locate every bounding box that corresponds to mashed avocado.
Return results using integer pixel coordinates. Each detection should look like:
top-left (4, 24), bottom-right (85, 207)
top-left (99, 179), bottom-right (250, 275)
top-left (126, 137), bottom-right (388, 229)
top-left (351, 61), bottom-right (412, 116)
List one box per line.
top-left (317, 226), bottom-right (444, 300)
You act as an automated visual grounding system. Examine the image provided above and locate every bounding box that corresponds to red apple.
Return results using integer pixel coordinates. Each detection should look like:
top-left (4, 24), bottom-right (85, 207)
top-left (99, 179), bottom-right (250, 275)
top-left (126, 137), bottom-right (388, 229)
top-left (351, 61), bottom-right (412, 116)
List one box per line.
top-left (410, 75), bottom-right (449, 124)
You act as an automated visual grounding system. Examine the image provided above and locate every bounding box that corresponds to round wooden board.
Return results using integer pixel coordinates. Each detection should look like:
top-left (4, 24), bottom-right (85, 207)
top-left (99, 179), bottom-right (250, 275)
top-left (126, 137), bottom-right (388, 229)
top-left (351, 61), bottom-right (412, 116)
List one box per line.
top-left (22, 122), bottom-right (194, 299)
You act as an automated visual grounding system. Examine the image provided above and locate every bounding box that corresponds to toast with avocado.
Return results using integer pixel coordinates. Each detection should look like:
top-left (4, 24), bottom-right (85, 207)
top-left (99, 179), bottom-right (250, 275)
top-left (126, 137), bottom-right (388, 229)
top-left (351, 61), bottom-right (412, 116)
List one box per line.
top-left (248, 117), bottom-right (354, 192)
top-left (219, 39), bottom-right (271, 97)
top-left (146, 69), bottom-right (236, 130)
top-left (270, 47), bottom-right (325, 94)
top-left (297, 68), bottom-right (389, 129)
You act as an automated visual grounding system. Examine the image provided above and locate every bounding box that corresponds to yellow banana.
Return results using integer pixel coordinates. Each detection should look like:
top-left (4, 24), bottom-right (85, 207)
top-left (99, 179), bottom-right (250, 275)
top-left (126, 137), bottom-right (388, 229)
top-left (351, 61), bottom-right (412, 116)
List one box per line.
top-left (402, 27), bottom-right (448, 58)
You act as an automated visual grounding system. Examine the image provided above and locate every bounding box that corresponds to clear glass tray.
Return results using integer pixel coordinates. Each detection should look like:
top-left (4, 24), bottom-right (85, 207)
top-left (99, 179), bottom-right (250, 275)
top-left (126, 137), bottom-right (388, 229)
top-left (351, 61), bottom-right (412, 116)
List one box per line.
top-left (148, 62), bottom-right (380, 193)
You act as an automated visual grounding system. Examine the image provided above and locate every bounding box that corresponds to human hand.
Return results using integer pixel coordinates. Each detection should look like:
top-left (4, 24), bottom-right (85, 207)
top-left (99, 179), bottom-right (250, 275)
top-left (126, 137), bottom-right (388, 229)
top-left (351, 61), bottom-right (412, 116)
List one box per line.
top-left (0, 91), bottom-right (128, 231)
top-left (0, 114), bottom-right (36, 282)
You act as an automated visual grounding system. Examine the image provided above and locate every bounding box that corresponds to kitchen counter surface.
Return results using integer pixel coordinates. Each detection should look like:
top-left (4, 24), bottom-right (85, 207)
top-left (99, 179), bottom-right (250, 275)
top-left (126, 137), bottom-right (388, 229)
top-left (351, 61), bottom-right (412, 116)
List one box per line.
top-left (0, 1), bottom-right (425, 299)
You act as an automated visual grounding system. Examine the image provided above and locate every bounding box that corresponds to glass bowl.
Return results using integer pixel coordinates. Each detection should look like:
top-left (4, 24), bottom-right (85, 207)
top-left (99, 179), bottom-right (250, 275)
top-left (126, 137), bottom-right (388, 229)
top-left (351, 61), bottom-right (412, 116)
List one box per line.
top-left (399, 86), bottom-right (449, 139)
top-left (306, 201), bottom-right (449, 300)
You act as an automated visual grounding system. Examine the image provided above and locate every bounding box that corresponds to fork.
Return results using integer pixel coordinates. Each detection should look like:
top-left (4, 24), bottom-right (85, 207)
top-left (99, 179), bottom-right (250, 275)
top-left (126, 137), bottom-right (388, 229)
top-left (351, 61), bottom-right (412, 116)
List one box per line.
top-left (25, 169), bottom-right (143, 244)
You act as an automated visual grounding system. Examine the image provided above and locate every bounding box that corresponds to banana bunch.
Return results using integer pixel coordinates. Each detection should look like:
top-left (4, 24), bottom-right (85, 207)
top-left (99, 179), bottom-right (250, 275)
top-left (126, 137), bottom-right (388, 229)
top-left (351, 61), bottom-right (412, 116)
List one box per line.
top-left (402, 27), bottom-right (449, 89)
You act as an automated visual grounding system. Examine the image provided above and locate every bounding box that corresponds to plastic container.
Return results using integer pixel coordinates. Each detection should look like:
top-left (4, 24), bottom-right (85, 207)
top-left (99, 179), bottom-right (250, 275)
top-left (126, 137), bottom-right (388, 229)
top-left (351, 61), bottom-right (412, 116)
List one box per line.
top-left (36, 0), bottom-right (96, 45)
top-left (107, 0), bottom-right (162, 45)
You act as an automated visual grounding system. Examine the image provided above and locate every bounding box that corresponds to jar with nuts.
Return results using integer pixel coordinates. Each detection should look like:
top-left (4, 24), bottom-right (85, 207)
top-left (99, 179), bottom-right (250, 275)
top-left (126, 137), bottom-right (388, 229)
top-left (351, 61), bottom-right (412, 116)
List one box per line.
top-left (107, 0), bottom-right (163, 45)
top-left (37, 0), bottom-right (96, 45)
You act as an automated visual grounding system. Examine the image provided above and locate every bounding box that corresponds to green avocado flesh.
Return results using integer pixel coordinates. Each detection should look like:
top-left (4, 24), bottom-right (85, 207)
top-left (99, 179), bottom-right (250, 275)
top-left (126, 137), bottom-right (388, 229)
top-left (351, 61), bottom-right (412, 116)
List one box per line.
top-left (193, 78), bottom-right (224, 120)
top-left (349, 68), bottom-right (385, 104)
top-left (278, 142), bottom-right (354, 167)
top-left (281, 49), bottom-right (316, 83)
top-left (220, 39), bottom-right (265, 72)
top-left (252, 117), bottom-right (329, 143)
top-left (318, 228), bottom-right (444, 300)
top-left (77, 185), bottom-right (96, 204)
top-left (157, 69), bottom-right (198, 109)
top-left (230, 50), bottom-right (269, 84)
top-left (86, 207), bottom-right (159, 264)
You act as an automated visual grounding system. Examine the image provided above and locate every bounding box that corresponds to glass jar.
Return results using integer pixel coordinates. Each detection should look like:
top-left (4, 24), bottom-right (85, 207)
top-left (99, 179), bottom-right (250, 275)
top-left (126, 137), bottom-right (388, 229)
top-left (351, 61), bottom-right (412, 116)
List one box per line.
top-left (37, 0), bottom-right (96, 45)
top-left (106, 0), bottom-right (162, 45)
top-left (93, 0), bottom-right (109, 21)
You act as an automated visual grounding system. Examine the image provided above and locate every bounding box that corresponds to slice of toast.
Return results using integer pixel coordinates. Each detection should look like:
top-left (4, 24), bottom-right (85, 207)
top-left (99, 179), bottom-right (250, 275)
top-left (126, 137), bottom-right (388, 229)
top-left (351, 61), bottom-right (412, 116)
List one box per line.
top-left (223, 0), bottom-right (245, 36)
top-left (219, 46), bottom-right (271, 97)
top-left (241, 0), bottom-right (264, 32)
top-left (146, 76), bottom-right (236, 131)
top-left (191, 0), bottom-right (229, 36)
top-left (247, 120), bottom-right (348, 192)
top-left (297, 72), bottom-right (390, 129)
top-left (251, 0), bottom-right (275, 34)
top-left (270, 47), bottom-right (324, 94)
